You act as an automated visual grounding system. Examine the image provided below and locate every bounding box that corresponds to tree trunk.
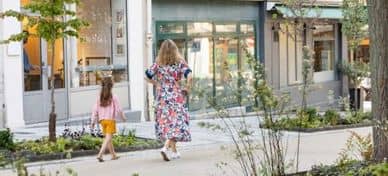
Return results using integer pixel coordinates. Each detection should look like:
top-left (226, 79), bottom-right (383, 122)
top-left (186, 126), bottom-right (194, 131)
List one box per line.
top-left (367, 0), bottom-right (388, 162)
top-left (48, 41), bottom-right (56, 142)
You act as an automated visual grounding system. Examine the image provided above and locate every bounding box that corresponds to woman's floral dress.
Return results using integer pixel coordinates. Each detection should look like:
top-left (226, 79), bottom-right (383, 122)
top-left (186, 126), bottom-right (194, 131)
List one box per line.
top-left (145, 60), bottom-right (192, 142)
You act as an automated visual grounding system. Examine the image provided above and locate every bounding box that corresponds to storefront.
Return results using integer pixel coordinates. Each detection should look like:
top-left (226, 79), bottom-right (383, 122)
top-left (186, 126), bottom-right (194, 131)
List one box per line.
top-left (1, 0), bottom-right (147, 127)
top-left (1, 0), bottom-right (349, 127)
top-left (152, 0), bottom-right (264, 112)
top-left (265, 4), bottom-right (347, 106)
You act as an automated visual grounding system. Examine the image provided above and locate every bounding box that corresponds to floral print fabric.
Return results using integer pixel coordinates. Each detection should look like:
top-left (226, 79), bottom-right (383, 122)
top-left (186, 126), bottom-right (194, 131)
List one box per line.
top-left (146, 60), bottom-right (192, 142)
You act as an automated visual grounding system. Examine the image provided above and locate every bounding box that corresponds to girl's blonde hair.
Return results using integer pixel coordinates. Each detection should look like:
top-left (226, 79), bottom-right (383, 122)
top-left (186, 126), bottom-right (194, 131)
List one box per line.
top-left (157, 39), bottom-right (182, 65)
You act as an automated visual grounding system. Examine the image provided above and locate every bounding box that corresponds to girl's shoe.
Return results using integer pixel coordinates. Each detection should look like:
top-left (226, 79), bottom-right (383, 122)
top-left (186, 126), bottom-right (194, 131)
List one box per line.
top-left (160, 147), bottom-right (170, 161)
top-left (171, 152), bottom-right (181, 160)
top-left (97, 157), bottom-right (104, 162)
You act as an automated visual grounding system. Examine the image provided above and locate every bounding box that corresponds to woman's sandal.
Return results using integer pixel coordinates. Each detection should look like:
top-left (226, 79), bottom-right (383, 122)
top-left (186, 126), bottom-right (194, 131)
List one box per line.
top-left (111, 155), bottom-right (120, 160)
top-left (97, 157), bottom-right (104, 162)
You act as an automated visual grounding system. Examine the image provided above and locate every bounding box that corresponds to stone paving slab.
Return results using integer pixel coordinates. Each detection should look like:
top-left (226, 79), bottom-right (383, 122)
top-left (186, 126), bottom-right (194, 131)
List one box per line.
top-left (0, 125), bottom-right (372, 176)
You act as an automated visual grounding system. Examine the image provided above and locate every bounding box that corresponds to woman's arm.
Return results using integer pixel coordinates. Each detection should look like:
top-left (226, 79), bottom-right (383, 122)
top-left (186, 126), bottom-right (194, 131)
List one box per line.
top-left (183, 73), bottom-right (193, 94)
top-left (145, 77), bottom-right (158, 86)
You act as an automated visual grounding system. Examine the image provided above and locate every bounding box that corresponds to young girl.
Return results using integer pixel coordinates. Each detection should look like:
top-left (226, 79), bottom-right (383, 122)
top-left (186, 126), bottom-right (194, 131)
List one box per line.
top-left (145, 39), bottom-right (193, 161)
top-left (91, 76), bottom-right (126, 162)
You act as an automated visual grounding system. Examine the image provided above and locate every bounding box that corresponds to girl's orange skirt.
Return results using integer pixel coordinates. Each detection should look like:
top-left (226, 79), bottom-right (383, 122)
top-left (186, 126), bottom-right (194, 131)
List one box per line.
top-left (99, 119), bottom-right (116, 134)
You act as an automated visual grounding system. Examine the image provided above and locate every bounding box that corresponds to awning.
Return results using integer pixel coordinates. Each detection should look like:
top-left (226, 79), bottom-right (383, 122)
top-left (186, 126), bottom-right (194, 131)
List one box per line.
top-left (272, 6), bottom-right (343, 20)
top-left (360, 39), bottom-right (369, 46)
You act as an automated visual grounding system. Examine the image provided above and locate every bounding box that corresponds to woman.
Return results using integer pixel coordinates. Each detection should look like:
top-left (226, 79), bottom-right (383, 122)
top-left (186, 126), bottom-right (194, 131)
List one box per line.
top-left (145, 39), bottom-right (193, 161)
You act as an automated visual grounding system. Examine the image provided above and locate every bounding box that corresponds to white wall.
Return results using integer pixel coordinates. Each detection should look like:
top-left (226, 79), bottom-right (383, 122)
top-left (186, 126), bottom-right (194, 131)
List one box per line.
top-left (128, 0), bottom-right (147, 121)
top-left (0, 1), bottom-right (4, 128)
top-left (70, 85), bottom-right (129, 117)
top-left (0, 0), bottom-right (25, 128)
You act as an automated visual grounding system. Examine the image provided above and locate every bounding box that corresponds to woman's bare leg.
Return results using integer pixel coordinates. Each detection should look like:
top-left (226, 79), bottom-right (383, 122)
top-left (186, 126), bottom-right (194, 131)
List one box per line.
top-left (171, 140), bottom-right (177, 153)
top-left (160, 139), bottom-right (171, 161)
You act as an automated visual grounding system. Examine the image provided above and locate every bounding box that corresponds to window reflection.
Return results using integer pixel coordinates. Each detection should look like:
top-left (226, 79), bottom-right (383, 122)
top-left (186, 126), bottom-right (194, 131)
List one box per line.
top-left (23, 27), bottom-right (42, 91)
top-left (47, 39), bottom-right (65, 89)
top-left (240, 24), bottom-right (255, 34)
top-left (159, 23), bottom-right (184, 34)
top-left (187, 22), bottom-right (212, 35)
top-left (22, 0), bottom-right (42, 91)
top-left (73, 0), bottom-right (128, 87)
top-left (313, 25), bottom-right (335, 72)
top-left (156, 22), bottom-right (256, 110)
top-left (215, 37), bottom-right (239, 106)
top-left (187, 38), bottom-right (213, 111)
top-left (215, 24), bottom-right (237, 33)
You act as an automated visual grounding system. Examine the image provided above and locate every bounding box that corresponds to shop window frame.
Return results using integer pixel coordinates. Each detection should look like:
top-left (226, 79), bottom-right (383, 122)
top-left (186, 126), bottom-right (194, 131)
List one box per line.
top-left (155, 20), bottom-right (257, 110)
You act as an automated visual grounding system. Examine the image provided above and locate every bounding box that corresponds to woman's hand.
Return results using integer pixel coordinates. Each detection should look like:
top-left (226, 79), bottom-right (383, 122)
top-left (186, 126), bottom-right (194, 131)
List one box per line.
top-left (121, 112), bottom-right (127, 122)
top-left (182, 86), bottom-right (191, 96)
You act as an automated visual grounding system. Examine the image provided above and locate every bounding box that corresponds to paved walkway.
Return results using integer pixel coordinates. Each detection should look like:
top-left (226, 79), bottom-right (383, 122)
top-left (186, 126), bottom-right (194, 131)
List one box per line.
top-left (1, 116), bottom-right (372, 176)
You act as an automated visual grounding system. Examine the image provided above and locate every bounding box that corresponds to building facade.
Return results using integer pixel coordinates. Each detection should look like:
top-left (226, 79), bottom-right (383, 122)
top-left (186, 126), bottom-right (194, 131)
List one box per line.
top-left (0, 0), bottom-right (347, 128)
top-left (0, 0), bottom-right (147, 128)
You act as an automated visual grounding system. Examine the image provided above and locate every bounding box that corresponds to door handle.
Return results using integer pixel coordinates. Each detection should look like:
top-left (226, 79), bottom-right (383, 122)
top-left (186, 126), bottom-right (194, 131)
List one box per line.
top-left (41, 64), bottom-right (51, 77)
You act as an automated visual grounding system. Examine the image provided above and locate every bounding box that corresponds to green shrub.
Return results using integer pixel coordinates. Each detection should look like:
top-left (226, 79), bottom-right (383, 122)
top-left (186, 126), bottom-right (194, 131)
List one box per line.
top-left (16, 138), bottom-right (57, 155)
top-left (369, 163), bottom-right (388, 176)
top-left (300, 107), bottom-right (320, 121)
top-left (323, 109), bottom-right (341, 125)
top-left (113, 135), bottom-right (136, 148)
top-left (0, 153), bottom-right (9, 168)
top-left (310, 161), bottom-right (388, 176)
top-left (0, 128), bottom-right (15, 151)
top-left (76, 135), bottom-right (103, 150)
top-left (346, 111), bottom-right (372, 124)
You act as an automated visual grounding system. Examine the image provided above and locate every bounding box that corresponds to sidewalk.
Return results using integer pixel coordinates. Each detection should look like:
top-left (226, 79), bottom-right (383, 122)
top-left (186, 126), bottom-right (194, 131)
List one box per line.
top-left (2, 116), bottom-right (372, 176)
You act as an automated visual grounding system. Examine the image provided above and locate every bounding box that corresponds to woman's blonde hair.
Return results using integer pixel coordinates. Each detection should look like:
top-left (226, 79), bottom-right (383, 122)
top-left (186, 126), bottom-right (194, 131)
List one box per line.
top-left (157, 39), bottom-right (182, 65)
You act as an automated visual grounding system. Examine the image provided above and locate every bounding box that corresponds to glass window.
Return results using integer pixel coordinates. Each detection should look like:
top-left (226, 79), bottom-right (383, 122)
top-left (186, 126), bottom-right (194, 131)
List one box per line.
top-left (72, 0), bottom-right (128, 88)
top-left (214, 37), bottom-right (239, 106)
top-left (187, 38), bottom-right (213, 111)
top-left (215, 24), bottom-right (237, 33)
top-left (22, 0), bottom-right (42, 91)
top-left (155, 21), bottom-right (257, 110)
top-left (240, 37), bottom-right (255, 106)
top-left (23, 26), bottom-right (42, 91)
top-left (159, 23), bottom-right (184, 34)
top-left (313, 25), bottom-right (335, 72)
top-left (187, 22), bottom-right (212, 35)
top-left (240, 24), bottom-right (255, 34)
top-left (48, 39), bottom-right (65, 89)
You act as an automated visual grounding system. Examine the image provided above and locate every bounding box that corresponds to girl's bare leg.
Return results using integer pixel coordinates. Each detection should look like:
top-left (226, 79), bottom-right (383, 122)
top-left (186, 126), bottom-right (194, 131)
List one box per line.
top-left (108, 141), bottom-right (117, 158)
top-left (97, 134), bottom-right (113, 160)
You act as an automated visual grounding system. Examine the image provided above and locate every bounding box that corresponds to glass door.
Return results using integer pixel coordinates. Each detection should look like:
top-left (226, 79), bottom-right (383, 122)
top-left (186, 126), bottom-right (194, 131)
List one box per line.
top-left (23, 32), bottom-right (68, 124)
top-left (21, 0), bottom-right (68, 124)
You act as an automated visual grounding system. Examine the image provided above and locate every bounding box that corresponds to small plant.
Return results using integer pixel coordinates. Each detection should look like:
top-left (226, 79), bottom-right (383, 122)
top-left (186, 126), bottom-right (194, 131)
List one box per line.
top-left (323, 109), bottom-right (341, 126)
top-left (0, 128), bottom-right (15, 151)
top-left (337, 131), bottom-right (373, 163)
top-left (368, 162), bottom-right (388, 176)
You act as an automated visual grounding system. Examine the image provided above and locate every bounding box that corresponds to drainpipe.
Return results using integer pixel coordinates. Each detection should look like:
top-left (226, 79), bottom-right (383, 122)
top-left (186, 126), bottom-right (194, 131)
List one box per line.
top-left (145, 0), bottom-right (153, 121)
